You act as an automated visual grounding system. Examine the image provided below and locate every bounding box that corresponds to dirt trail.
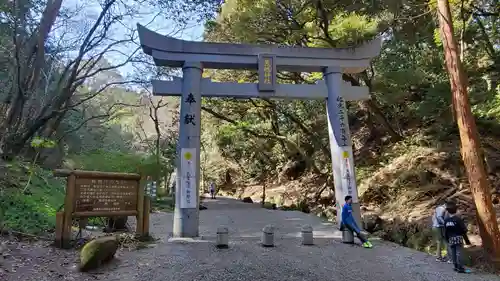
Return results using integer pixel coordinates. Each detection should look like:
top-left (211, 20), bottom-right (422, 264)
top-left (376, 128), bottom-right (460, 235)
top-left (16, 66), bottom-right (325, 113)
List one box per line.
top-left (1, 196), bottom-right (499, 281)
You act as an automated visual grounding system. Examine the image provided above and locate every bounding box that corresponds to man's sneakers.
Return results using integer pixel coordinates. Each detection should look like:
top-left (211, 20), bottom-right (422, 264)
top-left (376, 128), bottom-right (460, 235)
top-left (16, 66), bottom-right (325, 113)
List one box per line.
top-left (362, 241), bottom-right (373, 248)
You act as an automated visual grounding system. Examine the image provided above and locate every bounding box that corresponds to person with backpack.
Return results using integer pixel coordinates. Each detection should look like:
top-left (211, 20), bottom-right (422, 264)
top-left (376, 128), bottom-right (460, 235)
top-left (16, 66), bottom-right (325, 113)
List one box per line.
top-left (444, 202), bottom-right (471, 273)
top-left (432, 200), bottom-right (450, 262)
top-left (341, 195), bottom-right (373, 248)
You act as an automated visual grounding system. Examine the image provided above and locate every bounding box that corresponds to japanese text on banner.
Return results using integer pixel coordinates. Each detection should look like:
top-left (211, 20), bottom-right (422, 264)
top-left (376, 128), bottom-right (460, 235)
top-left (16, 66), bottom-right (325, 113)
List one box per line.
top-left (180, 148), bottom-right (197, 208)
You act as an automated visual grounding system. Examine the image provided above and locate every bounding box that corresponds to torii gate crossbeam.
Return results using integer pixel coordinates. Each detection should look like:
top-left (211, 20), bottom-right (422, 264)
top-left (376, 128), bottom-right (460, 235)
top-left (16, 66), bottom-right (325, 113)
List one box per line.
top-left (137, 24), bottom-right (381, 238)
top-left (152, 78), bottom-right (370, 100)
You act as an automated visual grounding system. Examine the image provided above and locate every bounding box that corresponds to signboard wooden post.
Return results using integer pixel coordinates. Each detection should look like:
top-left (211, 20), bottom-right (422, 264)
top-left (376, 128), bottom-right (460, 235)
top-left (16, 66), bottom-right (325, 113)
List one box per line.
top-left (53, 170), bottom-right (149, 249)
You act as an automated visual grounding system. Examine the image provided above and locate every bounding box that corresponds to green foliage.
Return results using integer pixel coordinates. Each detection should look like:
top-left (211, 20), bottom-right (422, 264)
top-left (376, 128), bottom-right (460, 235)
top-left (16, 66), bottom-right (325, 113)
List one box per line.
top-left (199, 4), bottom-right (500, 246)
top-left (0, 162), bottom-right (65, 235)
top-left (70, 150), bottom-right (159, 175)
top-left (152, 197), bottom-right (175, 212)
top-left (308, 12), bottom-right (384, 48)
top-left (30, 137), bottom-right (56, 149)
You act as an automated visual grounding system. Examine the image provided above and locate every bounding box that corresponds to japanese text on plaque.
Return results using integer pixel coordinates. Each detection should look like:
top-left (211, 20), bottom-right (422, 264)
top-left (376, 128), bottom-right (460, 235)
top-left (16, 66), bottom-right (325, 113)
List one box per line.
top-left (263, 58), bottom-right (272, 84)
top-left (75, 178), bottom-right (138, 212)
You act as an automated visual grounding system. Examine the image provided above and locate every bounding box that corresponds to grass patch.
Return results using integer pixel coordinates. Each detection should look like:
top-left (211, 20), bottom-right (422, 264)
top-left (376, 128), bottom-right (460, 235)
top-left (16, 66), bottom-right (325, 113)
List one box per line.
top-left (152, 196), bottom-right (174, 212)
top-left (0, 162), bottom-right (65, 235)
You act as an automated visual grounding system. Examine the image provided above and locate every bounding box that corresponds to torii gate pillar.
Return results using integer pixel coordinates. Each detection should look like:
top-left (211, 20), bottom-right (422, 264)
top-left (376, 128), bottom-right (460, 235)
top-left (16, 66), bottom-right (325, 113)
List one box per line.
top-left (174, 62), bottom-right (203, 237)
top-left (324, 67), bottom-right (361, 226)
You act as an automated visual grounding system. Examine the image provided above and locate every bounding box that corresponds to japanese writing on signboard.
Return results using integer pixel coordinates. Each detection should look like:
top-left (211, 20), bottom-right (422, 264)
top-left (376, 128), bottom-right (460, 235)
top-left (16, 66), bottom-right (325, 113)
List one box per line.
top-left (180, 148), bottom-right (197, 209)
top-left (264, 58), bottom-right (272, 84)
top-left (258, 54), bottom-right (275, 92)
top-left (343, 153), bottom-right (353, 197)
top-left (184, 172), bottom-right (193, 206)
top-left (183, 93), bottom-right (196, 126)
top-left (74, 178), bottom-right (138, 213)
top-left (336, 96), bottom-right (348, 146)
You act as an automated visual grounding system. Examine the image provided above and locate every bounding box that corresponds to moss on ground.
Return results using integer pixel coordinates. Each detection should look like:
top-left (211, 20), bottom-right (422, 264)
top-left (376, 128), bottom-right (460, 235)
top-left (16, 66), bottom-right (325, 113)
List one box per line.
top-left (0, 161), bottom-right (65, 235)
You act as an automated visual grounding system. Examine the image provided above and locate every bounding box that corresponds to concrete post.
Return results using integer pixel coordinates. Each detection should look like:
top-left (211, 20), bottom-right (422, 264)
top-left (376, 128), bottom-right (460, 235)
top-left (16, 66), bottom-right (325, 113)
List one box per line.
top-left (173, 61), bottom-right (203, 238)
top-left (323, 67), bottom-right (362, 229)
top-left (216, 226), bottom-right (229, 248)
top-left (261, 225), bottom-right (275, 247)
top-left (301, 225), bottom-right (314, 245)
top-left (342, 229), bottom-right (355, 244)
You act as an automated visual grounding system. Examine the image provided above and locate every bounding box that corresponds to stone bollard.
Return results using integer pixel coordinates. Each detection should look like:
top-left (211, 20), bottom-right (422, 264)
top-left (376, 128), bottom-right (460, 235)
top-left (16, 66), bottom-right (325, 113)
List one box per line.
top-left (216, 226), bottom-right (229, 248)
top-left (301, 225), bottom-right (314, 245)
top-left (261, 225), bottom-right (275, 247)
top-left (342, 229), bottom-right (354, 244)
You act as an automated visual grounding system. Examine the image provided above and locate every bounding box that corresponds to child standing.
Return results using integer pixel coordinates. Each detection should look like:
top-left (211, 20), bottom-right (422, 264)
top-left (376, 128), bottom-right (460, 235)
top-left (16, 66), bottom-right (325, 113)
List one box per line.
top-left (444, 203), bottom-right (471, 273)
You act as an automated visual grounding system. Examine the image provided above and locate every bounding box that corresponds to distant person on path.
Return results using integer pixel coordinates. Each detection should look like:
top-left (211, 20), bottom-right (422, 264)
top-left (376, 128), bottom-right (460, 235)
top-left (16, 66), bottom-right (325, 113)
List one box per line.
top-left (444, 203), bottom-right (471, 273)
top-left (209, 182), bottom-right (216, 199)
top-left (432, 200), bottom-right (450, 262)
top-left (341, 196), bottom-right (373, 248)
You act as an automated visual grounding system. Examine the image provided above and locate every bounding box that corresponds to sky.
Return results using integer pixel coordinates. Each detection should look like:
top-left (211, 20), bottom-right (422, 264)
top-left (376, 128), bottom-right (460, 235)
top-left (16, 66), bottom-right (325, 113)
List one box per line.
top-left (57, 0), bottom-right (208, 79)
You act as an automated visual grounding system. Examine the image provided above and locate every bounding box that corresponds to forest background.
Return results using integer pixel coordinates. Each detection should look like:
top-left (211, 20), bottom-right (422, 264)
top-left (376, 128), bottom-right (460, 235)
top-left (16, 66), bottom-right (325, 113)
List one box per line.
top-left (0, 0), bottom-right (499, 268)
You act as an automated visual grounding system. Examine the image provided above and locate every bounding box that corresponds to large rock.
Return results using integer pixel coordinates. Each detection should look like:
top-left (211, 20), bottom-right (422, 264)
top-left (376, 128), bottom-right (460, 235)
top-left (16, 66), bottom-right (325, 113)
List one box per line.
top-left (79, 236), bottom-right (119, 272)
top-left (362, 213), bottom-right (383, 233)
top-left (242, 197), bottom-right (253, 203)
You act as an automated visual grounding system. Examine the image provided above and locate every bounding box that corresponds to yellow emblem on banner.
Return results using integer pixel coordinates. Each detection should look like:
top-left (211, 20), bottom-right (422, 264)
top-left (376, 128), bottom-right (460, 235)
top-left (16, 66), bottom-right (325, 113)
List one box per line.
top-left (342, 151), bottom-right (349, 159)
top-left (184, 152), bottom-right (192, 160)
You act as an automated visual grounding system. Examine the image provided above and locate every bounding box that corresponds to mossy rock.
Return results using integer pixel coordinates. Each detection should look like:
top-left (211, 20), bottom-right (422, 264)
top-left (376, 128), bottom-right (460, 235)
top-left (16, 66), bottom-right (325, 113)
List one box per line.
top-left (242, 197), bottom-right (253, 203)
top-left (79, 236), bottom-right (119, 272)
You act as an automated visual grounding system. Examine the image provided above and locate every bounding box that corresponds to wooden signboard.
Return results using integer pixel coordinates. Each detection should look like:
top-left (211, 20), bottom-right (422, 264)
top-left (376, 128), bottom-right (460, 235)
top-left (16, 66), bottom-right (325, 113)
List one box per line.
top-left (53, 169), bottom-right (150, 248)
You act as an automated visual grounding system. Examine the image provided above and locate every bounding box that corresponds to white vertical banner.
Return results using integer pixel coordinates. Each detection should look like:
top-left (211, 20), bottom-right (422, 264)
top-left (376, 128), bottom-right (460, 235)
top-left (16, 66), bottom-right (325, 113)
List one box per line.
top-left (327, 109), bottom-right (346, 227)
top-left (340, 148), bottom-right (357, 202)
top-left (180, 148), bottom-right (197, 208)
top-left (334, 95), bottom-right (358, 204)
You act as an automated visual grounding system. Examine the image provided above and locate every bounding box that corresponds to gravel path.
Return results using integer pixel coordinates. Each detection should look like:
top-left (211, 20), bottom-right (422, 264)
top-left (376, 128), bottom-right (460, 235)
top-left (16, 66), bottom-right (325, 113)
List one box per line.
top-left (3, 196), bottom-right (499, 281)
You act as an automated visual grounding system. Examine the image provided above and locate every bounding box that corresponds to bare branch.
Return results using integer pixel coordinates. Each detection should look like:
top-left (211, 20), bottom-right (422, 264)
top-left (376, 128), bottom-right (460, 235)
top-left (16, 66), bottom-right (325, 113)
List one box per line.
top-left (57, 101), bottom-right (140, 141)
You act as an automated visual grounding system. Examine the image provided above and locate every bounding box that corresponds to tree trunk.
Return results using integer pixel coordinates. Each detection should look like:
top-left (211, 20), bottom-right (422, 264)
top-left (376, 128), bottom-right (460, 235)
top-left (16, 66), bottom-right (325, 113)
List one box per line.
top-left (262, 181), bottom-right (266, 206)
top-left (437, 0), bottom-right (500, 262)
top-left (343, 73), bottom-right (402, 142)
top-left (357, 100), bottom-right (376, 138)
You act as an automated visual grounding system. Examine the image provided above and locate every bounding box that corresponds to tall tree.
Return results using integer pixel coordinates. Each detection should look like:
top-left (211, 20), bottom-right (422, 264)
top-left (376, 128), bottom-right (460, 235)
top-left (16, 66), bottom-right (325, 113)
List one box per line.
top-left (436, 0), bottom-right (500, 262)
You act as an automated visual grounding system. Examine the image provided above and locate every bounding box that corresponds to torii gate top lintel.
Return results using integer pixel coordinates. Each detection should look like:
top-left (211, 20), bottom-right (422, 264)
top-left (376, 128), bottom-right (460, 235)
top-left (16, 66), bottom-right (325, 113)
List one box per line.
top-left (137, 24), bottom-right (381, 73)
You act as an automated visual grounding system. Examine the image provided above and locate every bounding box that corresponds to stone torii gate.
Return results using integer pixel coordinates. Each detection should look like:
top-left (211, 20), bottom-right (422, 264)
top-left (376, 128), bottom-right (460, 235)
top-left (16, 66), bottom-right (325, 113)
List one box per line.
top-left (137, 24), bottom-right (381, 238)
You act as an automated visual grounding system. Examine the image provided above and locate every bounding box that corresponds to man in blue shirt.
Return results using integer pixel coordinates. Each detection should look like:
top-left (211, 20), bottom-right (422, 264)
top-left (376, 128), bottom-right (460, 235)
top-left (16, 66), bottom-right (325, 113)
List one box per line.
top-left (341, 195), bottom-right (372, 248)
